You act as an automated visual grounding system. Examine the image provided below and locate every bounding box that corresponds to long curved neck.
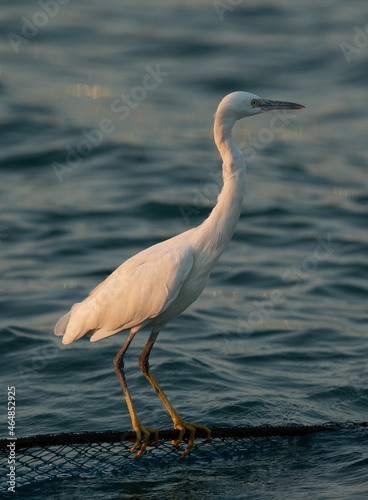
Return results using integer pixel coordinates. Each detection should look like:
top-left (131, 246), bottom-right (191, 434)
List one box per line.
top-left (195, 111), bottom-right (246, 257)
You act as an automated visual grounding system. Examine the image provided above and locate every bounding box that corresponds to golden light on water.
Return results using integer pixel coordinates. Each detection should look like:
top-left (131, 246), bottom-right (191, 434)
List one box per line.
top-left (66, 84), bottom-right (113, 99)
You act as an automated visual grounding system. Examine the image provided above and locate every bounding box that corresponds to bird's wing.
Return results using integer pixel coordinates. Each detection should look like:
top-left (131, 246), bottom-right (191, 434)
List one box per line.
top-left (57, 239), bottom-right (195, 344)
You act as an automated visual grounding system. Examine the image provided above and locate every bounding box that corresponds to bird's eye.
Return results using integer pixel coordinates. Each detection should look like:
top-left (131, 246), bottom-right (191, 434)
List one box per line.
top-left (251, 99), bottom-right (258, 107)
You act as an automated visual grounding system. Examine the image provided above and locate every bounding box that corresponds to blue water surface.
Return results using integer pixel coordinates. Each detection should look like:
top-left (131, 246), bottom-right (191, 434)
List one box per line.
top-left (0, 0), bottom-right (367, 498)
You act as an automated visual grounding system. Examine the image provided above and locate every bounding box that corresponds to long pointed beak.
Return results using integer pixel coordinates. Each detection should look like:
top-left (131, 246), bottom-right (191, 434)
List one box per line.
top-left (260, 99), bottom-right (306, 110)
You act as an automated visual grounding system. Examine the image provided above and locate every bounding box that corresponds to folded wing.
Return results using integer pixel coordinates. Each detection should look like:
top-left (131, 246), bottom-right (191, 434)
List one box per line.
top-left (55, 240), bottom-right (195, 344)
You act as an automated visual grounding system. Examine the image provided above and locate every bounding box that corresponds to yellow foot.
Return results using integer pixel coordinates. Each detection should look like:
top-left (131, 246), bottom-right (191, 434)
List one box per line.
top-left (130, 424), bottom-right (159, 460)
top-left (172, 419), bottom-right (211, 457)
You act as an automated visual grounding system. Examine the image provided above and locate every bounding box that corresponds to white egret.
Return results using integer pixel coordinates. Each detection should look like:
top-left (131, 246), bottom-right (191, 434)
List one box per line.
top-left (55, 91), bottom-right (305, 458)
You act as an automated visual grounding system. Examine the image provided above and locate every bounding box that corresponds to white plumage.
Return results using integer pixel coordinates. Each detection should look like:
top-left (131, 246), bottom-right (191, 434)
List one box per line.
top-left (55, 91), bottom-right (305, 458)
top-left (56, 237), bottom-right (196, 343)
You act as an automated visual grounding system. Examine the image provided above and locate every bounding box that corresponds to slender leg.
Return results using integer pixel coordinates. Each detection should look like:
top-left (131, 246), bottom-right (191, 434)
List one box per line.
top-left (139, 329), bottom-right (211, 456)
top-left (114, 329), bottom-right (159, 460)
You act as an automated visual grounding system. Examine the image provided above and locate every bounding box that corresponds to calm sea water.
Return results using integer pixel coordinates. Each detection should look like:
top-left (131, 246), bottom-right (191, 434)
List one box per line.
top-left (1, 0), bottom-right (368, 498)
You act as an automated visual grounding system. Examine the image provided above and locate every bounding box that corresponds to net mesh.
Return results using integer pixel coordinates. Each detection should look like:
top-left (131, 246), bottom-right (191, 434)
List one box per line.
top-left (1, 422), bottom-right (366, 491)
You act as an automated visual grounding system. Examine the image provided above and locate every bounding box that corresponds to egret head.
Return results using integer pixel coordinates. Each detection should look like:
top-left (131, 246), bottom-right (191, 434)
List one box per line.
top-left (217, 91), bottom-right (305, 121)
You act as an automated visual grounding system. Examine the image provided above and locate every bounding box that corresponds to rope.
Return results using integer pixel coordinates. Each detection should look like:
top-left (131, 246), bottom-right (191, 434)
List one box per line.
top-left (1, 422), bottom-right (366, 492)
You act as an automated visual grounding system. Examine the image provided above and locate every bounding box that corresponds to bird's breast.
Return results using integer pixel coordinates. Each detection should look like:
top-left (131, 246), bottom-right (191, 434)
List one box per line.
top-left (148, 262), bottom-right (210, 329)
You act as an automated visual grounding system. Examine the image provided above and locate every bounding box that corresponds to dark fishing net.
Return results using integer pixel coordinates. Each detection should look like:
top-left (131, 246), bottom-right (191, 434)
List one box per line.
top-left (0, 422), bottom-right (366, 492)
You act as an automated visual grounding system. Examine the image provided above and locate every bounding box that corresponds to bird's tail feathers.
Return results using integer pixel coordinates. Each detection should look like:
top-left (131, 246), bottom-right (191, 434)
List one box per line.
top-left (54, 311), bottom-right (71, 336)
top-left (54, 301), bottom-right (98, 345)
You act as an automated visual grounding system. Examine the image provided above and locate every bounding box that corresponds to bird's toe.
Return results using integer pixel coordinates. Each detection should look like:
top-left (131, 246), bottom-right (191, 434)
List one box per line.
top-left (173, 419), bottom-right (211, 456)
top-left (131, 425), bottom-right (159, 459)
